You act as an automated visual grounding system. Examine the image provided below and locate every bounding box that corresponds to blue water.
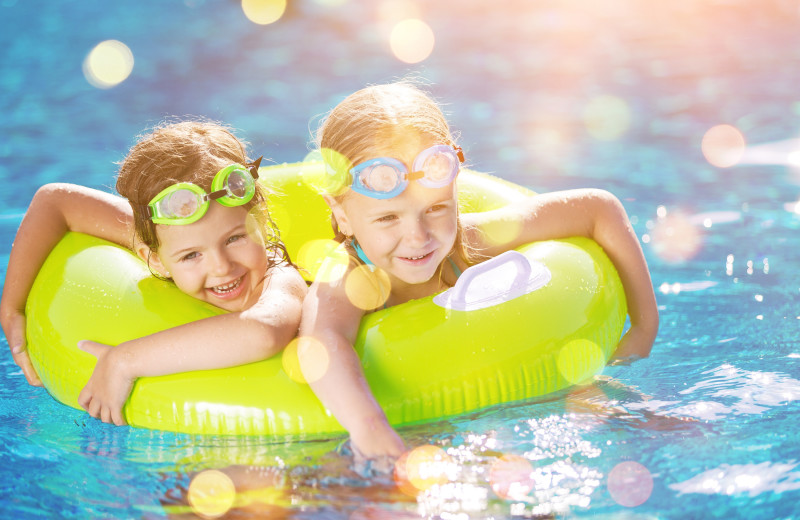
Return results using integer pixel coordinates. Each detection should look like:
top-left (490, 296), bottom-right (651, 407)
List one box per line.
top-left (2, 0), bottom-right (800, 518)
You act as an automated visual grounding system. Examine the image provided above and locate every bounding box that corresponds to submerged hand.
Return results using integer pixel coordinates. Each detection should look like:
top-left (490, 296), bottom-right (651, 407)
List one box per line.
top-left (350, 418), bottom-right (407, 473)
top-left (610, 323), bottom-right (657, 364)
top-left (2, 312), bottom-right (43, 386)
top-left (77, 340), bottom-right (134, 426)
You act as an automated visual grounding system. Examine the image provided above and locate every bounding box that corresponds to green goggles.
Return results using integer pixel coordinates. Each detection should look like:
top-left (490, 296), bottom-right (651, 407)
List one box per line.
top-left (145, 158), bottom-right (262, 225)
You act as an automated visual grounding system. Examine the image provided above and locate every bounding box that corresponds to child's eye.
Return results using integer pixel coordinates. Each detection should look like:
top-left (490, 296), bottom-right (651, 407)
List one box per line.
top-left (180, 251), bottom-right (199, 262)
top-left (227, 233), bottom-right (246, 244)
top-left (376, 214), bottom-right (397, 223)
top-left (428, 203), bottom-right (448, 213)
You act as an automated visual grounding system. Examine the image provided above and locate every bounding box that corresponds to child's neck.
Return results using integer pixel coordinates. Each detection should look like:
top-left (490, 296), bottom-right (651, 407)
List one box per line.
top-left (386, 266), bottom-right (452, 306)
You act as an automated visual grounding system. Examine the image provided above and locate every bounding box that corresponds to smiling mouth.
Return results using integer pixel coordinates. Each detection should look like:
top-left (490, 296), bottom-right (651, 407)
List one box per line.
top-left (208, 276), bottom-right (244, 295)
top-left (400, 251), bottom-right (434, 261)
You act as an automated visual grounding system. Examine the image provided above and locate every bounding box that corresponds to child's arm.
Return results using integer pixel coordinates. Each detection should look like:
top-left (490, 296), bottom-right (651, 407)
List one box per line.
top-left (298, 267), bottom-right (406, 461)
top-left (77, 262), bottom-right (307, 426)
top-left (0, 184), bottom-right (134, 386)
top-left (465, 188), bottom-right (659, 360)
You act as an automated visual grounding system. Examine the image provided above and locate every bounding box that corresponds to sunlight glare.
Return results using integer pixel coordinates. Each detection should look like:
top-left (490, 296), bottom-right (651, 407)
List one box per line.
top-left (649, 211), bottom-right (703, 263)
top-left (489, 454), bottom-right (535, 500)
top-left (188, 469), bottom-right (236, 518)
top-left (296, 239), bottom-right (344, 281)
top-left (607, 461), bottom-right (653, 507)
top-left (345, 265), bottom-right (391, 310)
top-left (394, 445), bottom-right (452, 496)
top-left (241, 0), bottom-right (286, 25)
top-left (702, 124), bottom-right (746, 168)
top-left (282, 337), bottom-right (329, 384)
top-left (83, 40), bottom-right (134, 89)
top-left (390, 19), bottom-right (435, 64)
top-left (557, 339), bottom-right (605, 385)
top-left (583, 95), bottom-right (631, 141)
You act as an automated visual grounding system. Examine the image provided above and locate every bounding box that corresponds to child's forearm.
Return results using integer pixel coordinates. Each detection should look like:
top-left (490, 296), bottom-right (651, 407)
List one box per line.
top-left (589, 194), bottom-right (659, 354)
top-left (109, 311), bottom-right (297, 381)
top-left (1, 184), bottom-right (131, 321)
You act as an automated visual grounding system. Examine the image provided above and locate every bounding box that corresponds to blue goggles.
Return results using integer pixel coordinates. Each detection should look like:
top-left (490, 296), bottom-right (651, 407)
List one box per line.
top-left (349, 144), bottom-right (464, 200)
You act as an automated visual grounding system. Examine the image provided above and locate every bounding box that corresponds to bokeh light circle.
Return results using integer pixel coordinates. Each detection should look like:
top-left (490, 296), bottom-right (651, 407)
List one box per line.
top-left (282, 336), bottom-right (329, 384)
top-left (390, 19), bottom-right (435, 64)
top-left (394, 445), bottom-right (451, 496)
top-left (188, 469), bottom-right (236, 518)
top-left (241, 0), bottom-right (286, 25)
top-left (607, 461), bottom-right (654, 507)
top-left (583, 95), bottom-right (631, 141)
top-left (557, 339), bottom-right (604, 385)
top-left (83, 40), bottom-right (134, 89)
top-left (701, 124), bottom-right (746, 168)
top-left (296, 239), bottom-right (344, 281)
top-left (345, 265), bottom-right (391, 310)
top-left (649, 211), bottom-right (703, 263)
top-left (489, 454), bottom-right (535, 500)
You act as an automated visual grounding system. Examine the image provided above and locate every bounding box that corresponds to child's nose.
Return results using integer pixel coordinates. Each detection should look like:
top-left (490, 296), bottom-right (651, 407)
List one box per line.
top-left (405, 218), bottom-right (431, 248)
top-left (208, 250), bottom-right (233, 276)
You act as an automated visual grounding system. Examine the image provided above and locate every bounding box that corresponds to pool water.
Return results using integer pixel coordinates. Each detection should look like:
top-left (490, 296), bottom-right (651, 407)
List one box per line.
top-left (2, 0), bottom-right (800, 518)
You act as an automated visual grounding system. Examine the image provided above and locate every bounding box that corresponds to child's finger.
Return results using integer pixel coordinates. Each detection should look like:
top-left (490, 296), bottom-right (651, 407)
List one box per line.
top-left (77, 340), bottom-right (102, 358)
top-left (111, 407), bottom-right (126, 427)
top-left (100, 406), bottom-right (112, 425)
top-left (13, 351), bottom-right (43, 386)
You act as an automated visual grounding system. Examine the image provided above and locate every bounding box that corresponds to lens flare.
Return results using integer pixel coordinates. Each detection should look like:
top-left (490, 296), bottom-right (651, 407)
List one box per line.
top-left (394, 445), bottom-right (452, 496)
top-left (390, 19), bottom-right (435, 64)
top-left (557, 339), bottom-right (604, 385)
top-left (297, 239), bottom-right (345, 281)
top-left (188, 469), bottom-right (236, 518)
top-left (307, 243), bottom-right (350, 284)
top-left (607, 461), bottom-right (653, 507)
top-left (649, 211), bottom-right (703, 263)
top-left (489, 454), bottom-right (535, 500)
top-left (282, 336), bottom-right (329, 384)
top-left (702, 125), bottom-right (746, 168)
top-left (345, 265), bottom-right (391, 310)
top-left (583, 95), bottom-right (631, 141)
top-left (241, 0), bottom-right (286, 25)
top-left (83, 40), bottom-right (134, 89)
top-left (478, 217), bottom-right (522, 247)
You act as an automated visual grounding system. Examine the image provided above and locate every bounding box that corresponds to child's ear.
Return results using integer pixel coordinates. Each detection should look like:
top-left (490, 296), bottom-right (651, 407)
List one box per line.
top-left (134, 242), bottom-right (170, 278)
top-left (324, 195), bottom-right (353, 237)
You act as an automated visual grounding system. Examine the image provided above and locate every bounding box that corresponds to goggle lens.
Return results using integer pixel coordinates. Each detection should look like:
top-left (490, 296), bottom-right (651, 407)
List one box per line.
top-left (224, 169), bottom-right (253, 199)
top-left (417, 149), bottom-right (458, 186)
top-left (155, 188), bottom-right (203, 219)
top-left (358, 163), bottom-right (403, 194)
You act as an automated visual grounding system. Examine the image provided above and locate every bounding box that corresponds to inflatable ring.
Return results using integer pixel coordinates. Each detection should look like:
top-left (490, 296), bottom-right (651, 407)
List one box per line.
top-left (25, 164), bottom-right (627, 436)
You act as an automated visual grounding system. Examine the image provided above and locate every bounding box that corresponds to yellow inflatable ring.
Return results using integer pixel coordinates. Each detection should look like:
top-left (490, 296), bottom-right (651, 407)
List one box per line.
top-left (25, 163), bottom-right (627, 436)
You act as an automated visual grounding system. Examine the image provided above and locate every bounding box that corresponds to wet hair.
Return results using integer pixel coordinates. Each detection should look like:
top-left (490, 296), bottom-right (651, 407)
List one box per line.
top-left (315, 81), bottom-right (477, 270)
top-left (115, 119), bottom-right (290, 268)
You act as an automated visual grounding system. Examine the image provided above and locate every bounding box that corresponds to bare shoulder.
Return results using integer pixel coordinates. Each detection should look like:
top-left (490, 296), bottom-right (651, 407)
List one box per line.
top-left (265, 262), bottom-right (308, 300)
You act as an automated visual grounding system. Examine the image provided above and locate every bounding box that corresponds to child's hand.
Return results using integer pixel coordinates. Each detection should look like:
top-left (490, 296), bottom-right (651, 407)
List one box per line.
top-left (77, 340), bottom-right (134, 426)
top-left (2, 311), bottom-right (43, 387)
top-left (610, 321), bottom-right (657, 364)
top-left (350, 417), bottom-right (406, 470)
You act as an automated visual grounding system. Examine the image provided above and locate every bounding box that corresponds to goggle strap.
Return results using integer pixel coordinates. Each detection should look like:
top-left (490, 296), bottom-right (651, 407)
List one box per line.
top-left (207, 189), bottom-right (228, 201)
top-left (408, 170), bottom-right (425, 181)
top-left (247, 156), bottom-right (263, 180)
top-left (454, 146), bottom-right (465, 163)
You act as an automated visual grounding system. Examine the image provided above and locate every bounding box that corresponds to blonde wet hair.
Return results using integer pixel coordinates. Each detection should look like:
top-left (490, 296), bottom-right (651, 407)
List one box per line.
top-left (315, 81), bottom-right (476, 269)
top-left (115, 119), bottom-right (290, 269)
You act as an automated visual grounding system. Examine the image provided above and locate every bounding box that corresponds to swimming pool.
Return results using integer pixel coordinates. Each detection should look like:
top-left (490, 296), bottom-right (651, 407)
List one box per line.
top-left (2, 0), bottom-right (800, 517)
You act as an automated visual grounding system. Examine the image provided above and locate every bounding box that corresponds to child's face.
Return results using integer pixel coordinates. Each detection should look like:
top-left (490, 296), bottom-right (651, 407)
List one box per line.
top-left (150, 203), bottom-right (269, 312)
top-left (335, 140), bottom-right (459, 288)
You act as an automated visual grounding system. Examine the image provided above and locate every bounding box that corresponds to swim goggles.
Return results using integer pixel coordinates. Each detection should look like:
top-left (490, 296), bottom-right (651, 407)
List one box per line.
top-left (145, 157), bottom-right (262, 225)
top-left (349, 144), bottom-right (464, 199)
